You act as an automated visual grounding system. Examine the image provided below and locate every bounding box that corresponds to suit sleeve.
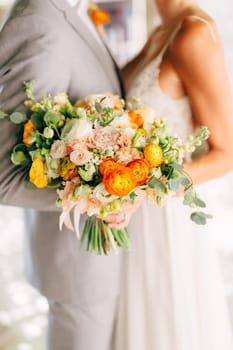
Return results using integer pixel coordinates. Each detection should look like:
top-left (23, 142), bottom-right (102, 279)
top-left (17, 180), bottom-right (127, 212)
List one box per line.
top-left (0, 14), bottom-right (71, 211)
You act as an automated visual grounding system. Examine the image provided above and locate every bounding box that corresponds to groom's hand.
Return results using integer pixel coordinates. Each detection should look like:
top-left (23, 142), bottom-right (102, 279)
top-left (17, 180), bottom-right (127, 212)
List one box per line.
top-left (106, 189), bottom-right (145, 229)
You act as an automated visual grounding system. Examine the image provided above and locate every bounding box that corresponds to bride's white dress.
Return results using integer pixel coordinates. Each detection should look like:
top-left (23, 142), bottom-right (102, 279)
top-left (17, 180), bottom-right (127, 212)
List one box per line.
top-left (113, 19), bottom-right (233, 350)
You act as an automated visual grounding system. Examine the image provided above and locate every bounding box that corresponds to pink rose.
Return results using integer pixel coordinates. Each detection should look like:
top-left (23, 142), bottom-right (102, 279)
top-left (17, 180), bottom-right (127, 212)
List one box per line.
top-left (70, 148), bottom-right (92, 166)
top-left (115, 147), bottom-right (143, 164)
top-left (116, 132), bottom-right (132, 148)
top-left (67, 140), bottom-right (88, 154)
top-left (89, 127), bottom-right (120, 151)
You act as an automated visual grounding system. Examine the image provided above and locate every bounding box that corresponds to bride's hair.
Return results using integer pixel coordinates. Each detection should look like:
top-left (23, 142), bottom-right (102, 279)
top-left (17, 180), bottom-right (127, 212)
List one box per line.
top-left (123, 6), bottom-right (213, 88)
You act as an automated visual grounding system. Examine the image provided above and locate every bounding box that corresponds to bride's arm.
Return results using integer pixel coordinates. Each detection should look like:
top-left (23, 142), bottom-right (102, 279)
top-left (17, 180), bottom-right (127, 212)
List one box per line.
top-left (170, 18), bottom-right (233, 184)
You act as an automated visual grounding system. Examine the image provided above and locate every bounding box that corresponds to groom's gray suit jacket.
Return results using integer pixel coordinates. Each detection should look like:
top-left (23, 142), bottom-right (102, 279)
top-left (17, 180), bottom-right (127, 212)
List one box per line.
top-left (0, 0), bottom-right (123, 303)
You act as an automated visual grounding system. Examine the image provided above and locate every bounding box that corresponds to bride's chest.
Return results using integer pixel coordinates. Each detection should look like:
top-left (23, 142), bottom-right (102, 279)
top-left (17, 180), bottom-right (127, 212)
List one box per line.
top-left (127, 58), bottom-right (194, 140)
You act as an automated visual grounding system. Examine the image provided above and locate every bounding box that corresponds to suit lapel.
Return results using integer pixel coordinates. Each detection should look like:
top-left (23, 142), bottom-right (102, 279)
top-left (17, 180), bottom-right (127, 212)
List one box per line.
top-left (49, 0), bottom-right (120, 94)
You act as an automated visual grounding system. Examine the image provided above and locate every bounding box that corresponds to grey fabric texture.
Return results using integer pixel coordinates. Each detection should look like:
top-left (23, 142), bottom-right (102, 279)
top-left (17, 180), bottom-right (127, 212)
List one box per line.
top-left (48, 298), bottom-right (119, 350)
top-left (0, 0), bottom-right (123, 307)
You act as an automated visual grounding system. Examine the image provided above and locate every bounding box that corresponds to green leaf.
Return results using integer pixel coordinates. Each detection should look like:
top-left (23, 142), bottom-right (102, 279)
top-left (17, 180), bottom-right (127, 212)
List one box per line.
top-left (11, 151), bottom-right (28, 165)
top-left (100, 97), bottom-right (107, 103)
top-left (13, 143), bottom-right (28, 153)
top-left (180, 176), bottom-right (190, 187)
top-left (129, 191), bottom-right (138, 204)
top-left (148, 177), bottom-right (167, 195)
top-left (10, 112), bottom-right (27, 124)
top-left (184, 186), bottom-right (194, 197)
top-left (170, 163), bottom-right (183, 170)
top-left (0, 111), bottom-right (8, 119)
top-left (183, 197), bottom-right (195, 206)
top-left (47, 177), bottom-right (62, 188)
top-left (31, 112), bottom-right (45, 130)
top-left (95, 102), bottom-right (103, 113)
top-left (44, 111), bottom-right (60, 126)
top-left (190, 211), bottom-right (213, 225)
top-left (168, 179), bottom-right (181, 192)
top-left (194, 198), bottom-right (206, 208)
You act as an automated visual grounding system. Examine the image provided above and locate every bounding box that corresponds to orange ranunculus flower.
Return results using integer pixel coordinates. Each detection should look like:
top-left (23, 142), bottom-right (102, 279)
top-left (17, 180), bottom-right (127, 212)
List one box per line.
top-left (128, 110), bottom-right (144, 127)
top-left (90, 9), bottom-right (110, 27)
top-left (23, 120), bottom-right (35, 145)
top-left (60, 156), bottom-right (78, 181)
top-left (127, 158), bottom-right (150, 185)
top-left (103, 167), bottom-right (136, 197)
top-left (29, 158), bottom-right (49, 188)
top-left (144, 144), bottom-right (164, 167)
top-left (99, 158), bottom-right (124, 176)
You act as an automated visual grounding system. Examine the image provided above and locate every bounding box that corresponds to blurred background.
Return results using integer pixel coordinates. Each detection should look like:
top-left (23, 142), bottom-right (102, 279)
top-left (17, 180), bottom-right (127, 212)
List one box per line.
top-left (0, 0), bottom-right (233, 349)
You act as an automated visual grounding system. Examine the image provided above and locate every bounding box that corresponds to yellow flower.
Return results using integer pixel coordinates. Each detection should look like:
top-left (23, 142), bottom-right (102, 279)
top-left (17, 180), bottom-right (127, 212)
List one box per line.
top-left (144, 144), bottom-right (164, 167)
top-left (29, 158), bottom-right (49, 188)
top-left (23, 120), bottom-right (35, 145)
top-left (60, 156), bottom-right (77, 181)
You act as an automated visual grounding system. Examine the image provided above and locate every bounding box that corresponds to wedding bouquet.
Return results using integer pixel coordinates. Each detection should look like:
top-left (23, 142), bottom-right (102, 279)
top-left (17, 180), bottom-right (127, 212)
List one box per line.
top-left (0, 81), bottom-right (211, 254)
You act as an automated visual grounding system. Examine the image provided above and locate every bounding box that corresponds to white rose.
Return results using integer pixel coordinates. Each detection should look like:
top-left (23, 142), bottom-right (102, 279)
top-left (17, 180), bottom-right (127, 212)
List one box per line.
top-left (61, 119), bottom-right (93, 142)
top-left (111, 113), bottom-right (131, 128)
top-left (93, 183), bottom-right (117, 203)
top-left (70, 148), bottom-right (92, 166)
top-left (50, 140), bottom-right (67, 159)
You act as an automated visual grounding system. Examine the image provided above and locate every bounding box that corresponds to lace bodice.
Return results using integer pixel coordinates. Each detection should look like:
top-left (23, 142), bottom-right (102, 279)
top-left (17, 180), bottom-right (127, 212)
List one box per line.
top-left (127, 52), bottom-right (194, 141)
top-left (127, 15), bottom-right (217, 141)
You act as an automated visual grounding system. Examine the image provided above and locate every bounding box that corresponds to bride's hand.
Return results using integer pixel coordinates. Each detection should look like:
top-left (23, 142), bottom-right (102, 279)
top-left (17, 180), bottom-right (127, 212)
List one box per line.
top-left (106, 189), bottom-right (145, 230)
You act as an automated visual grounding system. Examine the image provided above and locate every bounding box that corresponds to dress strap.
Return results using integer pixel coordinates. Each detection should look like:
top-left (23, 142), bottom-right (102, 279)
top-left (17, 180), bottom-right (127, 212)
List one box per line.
top-left (188, 15), bottom-right (217, 42)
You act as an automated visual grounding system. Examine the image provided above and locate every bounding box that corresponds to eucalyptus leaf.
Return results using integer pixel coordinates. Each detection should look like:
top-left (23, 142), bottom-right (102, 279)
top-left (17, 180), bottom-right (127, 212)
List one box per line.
top-left (190, 211), bottom-right (213, 225)
top-left (148, 177), bottom-right (167, 195)
top-left (11, 151), bottom-right (28, 165)
top-left (44, 111), bottom-right (60, 126)
top-left (10, 112), bottom-right (27, 124)
top-left (169, 179), bottom-right (181, 192)
top-left (184, 186), bottom-right (194, 197)
top-left (180, 176), bottom-right (191, 187)
top-left (183, 197), bottom-right (195, 206)
top-left (194, 198), bottom-right (206, 208)
top-left (170, 163), bottom-right (183, 170)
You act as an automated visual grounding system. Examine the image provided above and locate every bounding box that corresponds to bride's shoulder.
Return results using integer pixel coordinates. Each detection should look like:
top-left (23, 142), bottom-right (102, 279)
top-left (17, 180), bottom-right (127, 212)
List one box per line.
top-left (170, 13), bottom-right (220, 62)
